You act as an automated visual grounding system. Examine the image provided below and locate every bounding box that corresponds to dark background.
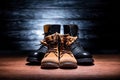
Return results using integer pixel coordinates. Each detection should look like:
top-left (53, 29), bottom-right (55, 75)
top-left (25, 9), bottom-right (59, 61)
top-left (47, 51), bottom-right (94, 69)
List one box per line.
top-left (0, 0), bottom-right (119, 54)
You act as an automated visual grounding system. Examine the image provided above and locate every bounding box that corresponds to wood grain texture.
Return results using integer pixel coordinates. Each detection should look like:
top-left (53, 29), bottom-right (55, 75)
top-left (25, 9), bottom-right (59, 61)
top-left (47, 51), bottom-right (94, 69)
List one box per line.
top-left (0, 54), bottom-right (120, 80)
top-left (0, 0), bottom-right (110, 9)
top-left (0, 0), bottom-right (118, 53)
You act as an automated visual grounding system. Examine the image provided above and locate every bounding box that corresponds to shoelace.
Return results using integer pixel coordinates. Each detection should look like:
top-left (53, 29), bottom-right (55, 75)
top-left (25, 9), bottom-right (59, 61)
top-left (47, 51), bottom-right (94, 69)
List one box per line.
top-left (60, 50), bottom-right (73, 58)
top-left (44, 48), bottom-right (58, 57)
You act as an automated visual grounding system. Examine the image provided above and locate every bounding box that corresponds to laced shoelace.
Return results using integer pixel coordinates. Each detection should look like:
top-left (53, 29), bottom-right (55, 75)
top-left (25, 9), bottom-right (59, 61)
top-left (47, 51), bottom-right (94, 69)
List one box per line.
top-left (44, 48), bottom-right (58, 57)
top-left (60, 49), bottom-right (73, 58)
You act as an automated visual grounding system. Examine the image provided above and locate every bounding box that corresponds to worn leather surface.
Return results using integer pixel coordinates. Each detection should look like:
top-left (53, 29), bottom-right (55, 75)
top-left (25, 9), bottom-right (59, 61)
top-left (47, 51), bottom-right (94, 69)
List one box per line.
top-left (41, 52), bottom-right (59, 64)
top-left (60, 51), bottom-right (77, 64)
top-left (71, 40), bottom-right (93, 59)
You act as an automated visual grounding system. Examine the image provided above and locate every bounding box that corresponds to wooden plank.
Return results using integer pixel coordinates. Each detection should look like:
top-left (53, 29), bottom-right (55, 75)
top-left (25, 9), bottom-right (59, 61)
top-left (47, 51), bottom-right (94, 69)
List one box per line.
top-left (0, 0), bottom-right (109, 9)
top-left (0, 19), bottom-right (101, 30)
top-left (1, 8), bottom-right (105, 19)
top-left (13, 41), bottom-right (41, 50)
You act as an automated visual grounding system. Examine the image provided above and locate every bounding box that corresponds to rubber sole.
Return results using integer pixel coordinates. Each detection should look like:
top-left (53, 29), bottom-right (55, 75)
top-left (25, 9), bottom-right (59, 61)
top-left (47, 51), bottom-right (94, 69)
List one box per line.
top-left (41, 62), bottom-right (59, 69)
top-left (60, 62), bottom-right (77, 69)
top-left (27, 57), bottom-right (40, 63)
top-left (77, 58), bottom-right (94, 65)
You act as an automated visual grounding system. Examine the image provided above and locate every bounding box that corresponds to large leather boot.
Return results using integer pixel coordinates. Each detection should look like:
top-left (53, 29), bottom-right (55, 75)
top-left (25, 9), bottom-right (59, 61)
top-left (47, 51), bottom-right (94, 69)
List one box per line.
top-left (41, 33), bottom-right (59, 69)
top-left (59, 34), bottom-right (78, 69)
top-left (64, 25), bottom-right (94, 65)
top-left (26, 24), bottom-right (60, 63)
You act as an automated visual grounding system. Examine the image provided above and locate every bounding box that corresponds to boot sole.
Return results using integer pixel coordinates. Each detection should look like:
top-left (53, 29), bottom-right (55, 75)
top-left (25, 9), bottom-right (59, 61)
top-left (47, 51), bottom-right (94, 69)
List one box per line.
top-left (77, 58), bottom-right (94, 65)
top-left (60, 62), bottom-right (77, 69)
top-left (27, 57), bottom-right (39, 63)
top-left (41, 62), bottom-right (59, 69)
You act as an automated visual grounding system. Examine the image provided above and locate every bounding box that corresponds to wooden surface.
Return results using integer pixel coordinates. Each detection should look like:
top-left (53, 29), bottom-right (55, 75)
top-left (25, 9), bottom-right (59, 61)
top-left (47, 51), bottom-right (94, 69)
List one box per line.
top-left (0, 54), bottom-right (120, 80)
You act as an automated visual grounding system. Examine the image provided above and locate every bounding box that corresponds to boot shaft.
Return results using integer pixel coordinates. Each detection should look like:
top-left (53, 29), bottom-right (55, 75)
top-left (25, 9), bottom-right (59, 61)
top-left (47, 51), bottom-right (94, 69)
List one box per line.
top-left (63, 25), bottom-right (78, 37)
top-left (44, 24), bottom-right (60, 37)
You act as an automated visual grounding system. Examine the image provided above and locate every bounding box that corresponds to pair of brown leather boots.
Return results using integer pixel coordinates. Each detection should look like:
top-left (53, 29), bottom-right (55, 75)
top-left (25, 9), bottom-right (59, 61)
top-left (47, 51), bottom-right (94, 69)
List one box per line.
top-left (40, 32), bottom-right (78, 69)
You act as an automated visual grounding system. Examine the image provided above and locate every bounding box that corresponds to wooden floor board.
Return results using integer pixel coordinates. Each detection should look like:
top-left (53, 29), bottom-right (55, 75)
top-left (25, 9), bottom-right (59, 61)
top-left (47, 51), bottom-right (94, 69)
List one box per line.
top-left (0, 54), bottom-right (120, 80)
